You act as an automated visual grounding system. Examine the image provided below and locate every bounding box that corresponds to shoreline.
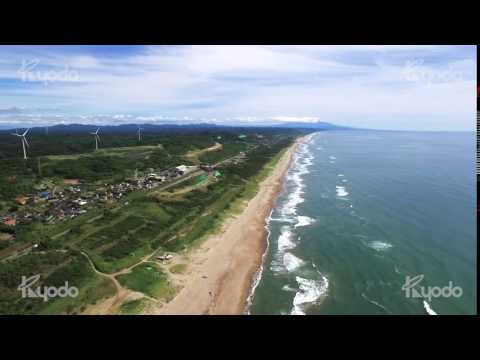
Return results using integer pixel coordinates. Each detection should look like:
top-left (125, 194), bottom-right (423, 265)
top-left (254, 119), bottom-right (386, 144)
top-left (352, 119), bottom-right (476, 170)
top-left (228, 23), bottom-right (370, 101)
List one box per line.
top-left (147, 136), bottom-right (304, 315)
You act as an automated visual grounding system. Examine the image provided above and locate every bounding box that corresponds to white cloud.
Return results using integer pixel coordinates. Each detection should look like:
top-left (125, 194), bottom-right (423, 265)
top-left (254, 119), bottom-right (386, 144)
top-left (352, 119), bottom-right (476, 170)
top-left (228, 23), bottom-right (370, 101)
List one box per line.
top-left (0, 45), bottom-right (476, 130)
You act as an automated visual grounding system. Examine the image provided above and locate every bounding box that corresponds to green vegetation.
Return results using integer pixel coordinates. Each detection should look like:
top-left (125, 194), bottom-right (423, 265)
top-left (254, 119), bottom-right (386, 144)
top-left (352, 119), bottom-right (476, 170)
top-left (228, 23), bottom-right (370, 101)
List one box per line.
top-left (198, 142), bottom-right (248, 164)
top-left (119, 298), bottom-right (151, 315)
top-left (117, 263), bottom-right (175, 300)
top-left (0, 250), bottom-right (116, 314)
top-left (0, 126), bottom-right (305, 314)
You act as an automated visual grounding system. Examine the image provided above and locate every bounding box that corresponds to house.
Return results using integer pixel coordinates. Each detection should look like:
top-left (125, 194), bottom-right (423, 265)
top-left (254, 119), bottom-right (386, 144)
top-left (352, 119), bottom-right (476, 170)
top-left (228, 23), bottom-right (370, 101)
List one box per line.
top-left (15, 196), bottom-right (29, 206)
top-left (176, 165), bottom-right (197, 175)
top-left (157, 254), bottom-right (173, 262)
top-left (39, 191), bottom-right (51, 198)
top-left (63, 179), bottom-right (80, 185)
top-left (3, 218), bottom-right (16, 226)
top-left (147, 173), bottom-right (166, 182)
top-left (176, 165), bottom-right (189, 173)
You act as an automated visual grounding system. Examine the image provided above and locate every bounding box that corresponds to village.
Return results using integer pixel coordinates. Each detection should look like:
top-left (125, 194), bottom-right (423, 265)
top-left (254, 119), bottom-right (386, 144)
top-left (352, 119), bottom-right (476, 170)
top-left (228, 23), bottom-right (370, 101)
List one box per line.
top-left (0, 147), bottom-right (251, 239)
top-left (0, 163), bottom-right (208, 230)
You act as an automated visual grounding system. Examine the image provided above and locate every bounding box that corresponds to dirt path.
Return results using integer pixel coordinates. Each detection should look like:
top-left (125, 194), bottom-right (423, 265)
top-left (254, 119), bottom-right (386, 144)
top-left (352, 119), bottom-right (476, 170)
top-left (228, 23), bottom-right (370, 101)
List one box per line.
top-left (80, 251), bottom-right (157, 314)
top-left (185, 142), bottom-right (223, 163)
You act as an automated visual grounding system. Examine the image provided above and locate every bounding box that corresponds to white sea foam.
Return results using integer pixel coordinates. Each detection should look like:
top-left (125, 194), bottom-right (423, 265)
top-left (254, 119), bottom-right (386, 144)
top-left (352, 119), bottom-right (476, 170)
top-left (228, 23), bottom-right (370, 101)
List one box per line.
top-left (278, 226), bottom-right (296, 252)
top-left (329, 156), bottom-right (336, 160)
top-left (423, 300), bottom-right (438, 315)
top-left (284, 252), bottom-right (305, 272)
top-left (336, 186), bottom-right (349, 197)
top-left (271, 226), bottom-right (299, 274)
top-left (291, 275), bottom-right (329, 315)
top-left (271, 134), bottom-right (317, 276)
top-left (342, 179), bottom-right (347, 183)
top-left (368, 241), bottom-right (393, 252)
top-left (338, 174), bottom-right (344, 177)
top-left (282, 284), bottom-right (297, 292)
top-left (279, 140), bottom-right (314, 220)
top-left (281, 189), bottom-right (304, 218)
top-left (245, 210), bottom-right (273, 314)
top-left (269, 217), bottom-right (296, 224)
top-left (295, 216), bottom-right (315, 228)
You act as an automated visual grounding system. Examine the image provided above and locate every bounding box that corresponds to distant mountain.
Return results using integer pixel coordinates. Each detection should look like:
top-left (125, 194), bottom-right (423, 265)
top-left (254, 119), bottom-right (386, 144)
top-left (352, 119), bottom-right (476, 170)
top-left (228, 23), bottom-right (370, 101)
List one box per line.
top-left (0, 121), bottom-right (353, 133)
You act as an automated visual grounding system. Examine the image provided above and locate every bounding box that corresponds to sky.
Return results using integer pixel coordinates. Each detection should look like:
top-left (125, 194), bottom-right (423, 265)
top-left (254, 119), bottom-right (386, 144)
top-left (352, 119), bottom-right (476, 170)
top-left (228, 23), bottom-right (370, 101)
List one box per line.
top-left (0, 45), bottom-right (476, 131)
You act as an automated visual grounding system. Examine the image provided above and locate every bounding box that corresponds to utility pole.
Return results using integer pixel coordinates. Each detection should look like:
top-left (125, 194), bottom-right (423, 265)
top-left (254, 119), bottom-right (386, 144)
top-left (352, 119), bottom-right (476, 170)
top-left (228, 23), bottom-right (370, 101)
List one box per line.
top-left (37, 157), bottom-right (42, 177)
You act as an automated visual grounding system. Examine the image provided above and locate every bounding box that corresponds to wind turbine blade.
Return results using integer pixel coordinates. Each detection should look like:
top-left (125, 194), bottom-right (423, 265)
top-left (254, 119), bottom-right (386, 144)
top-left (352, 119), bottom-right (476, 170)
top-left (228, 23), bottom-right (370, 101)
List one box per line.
top-left (23, 128), bottom-right (30, 136)
top-left (23, 137), bottom-right (30, 148)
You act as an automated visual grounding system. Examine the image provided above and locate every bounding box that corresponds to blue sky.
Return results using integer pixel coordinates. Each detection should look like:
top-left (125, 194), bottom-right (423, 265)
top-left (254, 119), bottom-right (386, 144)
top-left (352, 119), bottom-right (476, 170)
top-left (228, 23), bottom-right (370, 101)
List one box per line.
top-left (0, 45), bottom-right (476, 130)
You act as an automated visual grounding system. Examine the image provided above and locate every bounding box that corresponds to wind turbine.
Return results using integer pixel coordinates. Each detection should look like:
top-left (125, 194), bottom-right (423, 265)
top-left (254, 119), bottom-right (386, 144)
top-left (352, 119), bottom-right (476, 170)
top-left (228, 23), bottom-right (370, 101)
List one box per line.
top-left (90, 128), bottom-right (100, 151)
top-left (12, 128), bottom-right (30, 160)
top-left (137, 127), bottom-right (144, 142)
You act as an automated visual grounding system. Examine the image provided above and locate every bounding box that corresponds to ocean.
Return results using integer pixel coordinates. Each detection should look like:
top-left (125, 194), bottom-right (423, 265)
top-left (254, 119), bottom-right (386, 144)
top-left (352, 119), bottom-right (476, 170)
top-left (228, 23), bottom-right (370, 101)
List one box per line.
top-left (249, 130), bottom-right (476, 315)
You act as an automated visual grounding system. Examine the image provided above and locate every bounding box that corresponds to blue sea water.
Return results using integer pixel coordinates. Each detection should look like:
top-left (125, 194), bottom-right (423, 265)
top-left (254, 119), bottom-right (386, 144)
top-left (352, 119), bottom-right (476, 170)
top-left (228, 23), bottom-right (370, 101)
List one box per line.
top-left (249, 131), bottom-right (476, 315)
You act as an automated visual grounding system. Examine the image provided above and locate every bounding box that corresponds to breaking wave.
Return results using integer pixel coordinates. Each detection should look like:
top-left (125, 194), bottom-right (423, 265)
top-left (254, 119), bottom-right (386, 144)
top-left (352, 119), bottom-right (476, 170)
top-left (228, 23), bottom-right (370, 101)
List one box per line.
top-left (283, 252), bottom-right (305, 272)
top-left (295, 216), bottom-right (316, 228)
top-left (336, 185), bottom-right (349, 197)
top-left (291, 275), bottom-right (329, 315)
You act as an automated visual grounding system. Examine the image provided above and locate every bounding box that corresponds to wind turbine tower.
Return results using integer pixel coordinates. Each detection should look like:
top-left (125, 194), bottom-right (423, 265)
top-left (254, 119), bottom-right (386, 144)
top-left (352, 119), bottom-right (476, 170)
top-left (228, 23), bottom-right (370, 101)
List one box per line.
top-left (11, 128), bottom-right (30, 160)
top-left (90, 128), bottom-right (100, 151)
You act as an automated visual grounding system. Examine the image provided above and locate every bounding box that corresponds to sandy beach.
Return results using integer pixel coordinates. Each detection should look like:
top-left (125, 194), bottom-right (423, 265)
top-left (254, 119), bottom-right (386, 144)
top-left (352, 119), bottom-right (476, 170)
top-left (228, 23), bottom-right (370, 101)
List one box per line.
top-left (148, 137), bottom-right (303, 315)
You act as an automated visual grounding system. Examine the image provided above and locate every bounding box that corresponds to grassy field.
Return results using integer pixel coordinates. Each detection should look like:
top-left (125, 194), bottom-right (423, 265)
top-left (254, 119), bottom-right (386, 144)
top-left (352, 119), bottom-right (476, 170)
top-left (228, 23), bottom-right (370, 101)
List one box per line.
top-left (119, 298), bottom-right (152, 315)
top-left (116, 263), bottom-right (175, 300)
top-left (198, 142), bottom-right (248, 164)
